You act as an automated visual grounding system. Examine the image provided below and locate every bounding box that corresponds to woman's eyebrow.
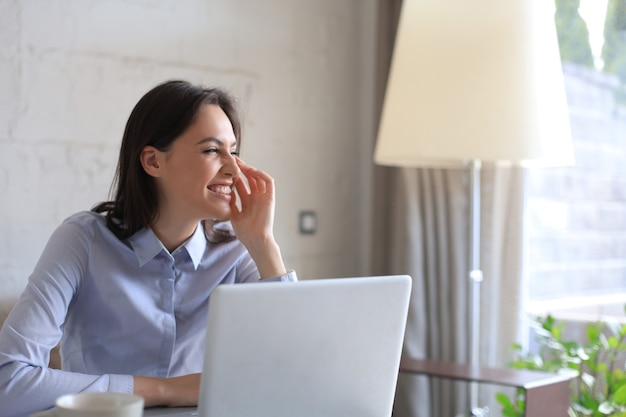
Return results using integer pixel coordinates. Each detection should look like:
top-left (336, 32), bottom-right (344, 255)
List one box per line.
top-left (195, 137), bottom-right (237, 147)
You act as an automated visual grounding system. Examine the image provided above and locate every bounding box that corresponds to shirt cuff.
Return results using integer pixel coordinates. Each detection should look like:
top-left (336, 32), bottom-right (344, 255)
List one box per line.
top-left (108, 374), bottom-right (134, 394)
top-left (262, 270), bottom-right (298, 282)
top-left (282, 270), bottom-right (297, 282)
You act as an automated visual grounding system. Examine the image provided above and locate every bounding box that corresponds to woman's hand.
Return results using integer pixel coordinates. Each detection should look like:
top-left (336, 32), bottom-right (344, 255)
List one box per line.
top-left (229, 158), bottom-right (287, 279)
top-left (134, 374), bottom-right (201, 407)
top-left (229, 158), bottom-right (275, 245)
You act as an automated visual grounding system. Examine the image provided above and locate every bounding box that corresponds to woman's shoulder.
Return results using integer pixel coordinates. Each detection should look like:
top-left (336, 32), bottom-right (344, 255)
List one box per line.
top-left (61, 210), bottom-right (106, 227)
top-left (54, 211), bottom-right (108, 239)
top-left (46, 211), bottom-right (128, 258)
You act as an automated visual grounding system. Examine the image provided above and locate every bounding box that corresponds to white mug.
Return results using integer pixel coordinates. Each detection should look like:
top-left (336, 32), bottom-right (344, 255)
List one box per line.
top-left (30, 392), bottom-right (144, 417)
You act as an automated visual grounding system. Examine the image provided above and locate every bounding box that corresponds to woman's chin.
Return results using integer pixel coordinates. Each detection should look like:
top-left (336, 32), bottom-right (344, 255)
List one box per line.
top-left (204, 209), bottom-right (231, 222)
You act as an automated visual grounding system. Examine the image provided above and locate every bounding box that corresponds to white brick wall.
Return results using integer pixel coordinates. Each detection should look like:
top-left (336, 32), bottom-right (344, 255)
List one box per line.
top-left (525, 64), bottom-right (626, 303)
top-left (0, 0), bottom-right (378, 311)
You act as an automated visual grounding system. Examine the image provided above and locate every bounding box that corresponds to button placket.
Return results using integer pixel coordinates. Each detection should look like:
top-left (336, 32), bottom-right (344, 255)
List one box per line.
top-left (157, 255), bottom-right (177, 376)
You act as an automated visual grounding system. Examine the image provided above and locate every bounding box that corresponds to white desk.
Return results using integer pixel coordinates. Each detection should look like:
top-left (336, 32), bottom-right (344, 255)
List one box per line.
top-left (143, 407), bottom-right (197, 417)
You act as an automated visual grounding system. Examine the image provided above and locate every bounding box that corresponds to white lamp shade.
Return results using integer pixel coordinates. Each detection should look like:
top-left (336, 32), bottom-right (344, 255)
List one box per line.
top-left (374, 0), bottom-right (575, 168)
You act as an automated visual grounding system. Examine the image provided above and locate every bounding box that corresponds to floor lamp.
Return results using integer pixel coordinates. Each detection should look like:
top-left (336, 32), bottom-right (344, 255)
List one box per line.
top-left (374, 0), bottom-right (574, 415)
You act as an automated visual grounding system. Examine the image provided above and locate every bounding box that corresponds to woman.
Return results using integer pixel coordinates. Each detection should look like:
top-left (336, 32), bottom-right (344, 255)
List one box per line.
top-left (0, 80), bottom-right (296, 417)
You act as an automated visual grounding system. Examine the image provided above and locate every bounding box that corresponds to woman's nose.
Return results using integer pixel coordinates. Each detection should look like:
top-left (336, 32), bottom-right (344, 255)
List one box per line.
top-left (221, 153), bottom-right (241, 177)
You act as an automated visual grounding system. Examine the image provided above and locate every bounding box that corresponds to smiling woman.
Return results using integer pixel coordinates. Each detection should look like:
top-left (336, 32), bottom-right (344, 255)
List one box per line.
top-left (134, 103), bottom-right (241, 251)
top-left (92, 82), bottom-right (244, 245)
top-left (0, 80), bottom-right (297, 417)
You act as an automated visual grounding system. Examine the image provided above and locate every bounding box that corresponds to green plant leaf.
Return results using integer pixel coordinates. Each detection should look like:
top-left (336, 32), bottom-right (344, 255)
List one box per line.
top-left (582, 372), bottom-right (596, 388)
top-left (579, 391), bottom-right (599, 410)
top-left (543, 314), bottom-right (555, 329)
top-left (588, 325), bottom-right (601, 343)
top-left (577, 347), bottom-right (591, 361)
top-left (496, 392), bottom-right (514, 408)
top-left (613, 384), bottom-right (626, 404)
top-left (599, 333), bottom-right (610, 350)
top-left (502, 304), bottom-right (626, 417)
top-left (572, 401), bottom-right (593, 414)
top-left (598, 401), bottom-right (614, 414)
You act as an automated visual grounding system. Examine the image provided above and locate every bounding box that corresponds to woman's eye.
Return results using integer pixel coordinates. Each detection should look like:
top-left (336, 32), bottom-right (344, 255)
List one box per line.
top-left (203, 148), bottom-right (238, 158)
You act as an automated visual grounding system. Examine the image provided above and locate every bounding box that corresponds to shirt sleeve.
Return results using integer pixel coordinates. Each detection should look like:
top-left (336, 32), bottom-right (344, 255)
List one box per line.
top-left (0, 219), bottom-right (134, 417)
top-left (234, 250), bottom-right (298, 283)
top-left (265, 270), bottom-right (298, 282)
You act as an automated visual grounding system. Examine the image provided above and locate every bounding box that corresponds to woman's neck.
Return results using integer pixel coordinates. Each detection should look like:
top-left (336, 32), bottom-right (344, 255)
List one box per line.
top-left (150, 217), bottom-right (198, 253)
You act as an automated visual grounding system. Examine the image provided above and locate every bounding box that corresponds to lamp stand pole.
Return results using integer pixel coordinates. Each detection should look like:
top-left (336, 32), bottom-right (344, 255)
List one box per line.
top-left (469, 159), bottom-right (486, 417)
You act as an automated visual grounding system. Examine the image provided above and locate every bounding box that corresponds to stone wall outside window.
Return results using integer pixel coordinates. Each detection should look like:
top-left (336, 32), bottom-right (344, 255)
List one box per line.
top-left (525, 63), bottom-right (626, 312)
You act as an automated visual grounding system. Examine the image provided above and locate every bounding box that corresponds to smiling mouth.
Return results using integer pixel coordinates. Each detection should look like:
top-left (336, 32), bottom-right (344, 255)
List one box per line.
top-left (208, 185), bottom-right (232, 195)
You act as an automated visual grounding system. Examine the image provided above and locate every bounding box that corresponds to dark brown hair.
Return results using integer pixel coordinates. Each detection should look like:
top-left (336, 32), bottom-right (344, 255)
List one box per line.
top-left (92, 80), bottom-right (241, 243)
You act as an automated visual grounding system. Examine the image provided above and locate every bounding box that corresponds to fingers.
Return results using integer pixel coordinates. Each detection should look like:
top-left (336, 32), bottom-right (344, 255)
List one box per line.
top-left (230, 180), bottom-right (242, 212)
top-left (235, 157), bottom-right (274, 196)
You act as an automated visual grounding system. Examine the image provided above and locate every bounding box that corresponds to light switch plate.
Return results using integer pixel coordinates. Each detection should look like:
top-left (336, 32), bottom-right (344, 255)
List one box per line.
top-left (299, 211), bottom-right (317, 235)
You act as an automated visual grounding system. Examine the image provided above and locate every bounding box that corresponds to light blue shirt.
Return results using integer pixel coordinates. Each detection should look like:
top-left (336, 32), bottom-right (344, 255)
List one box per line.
top-left (0, 211), bottom-right (297, 417)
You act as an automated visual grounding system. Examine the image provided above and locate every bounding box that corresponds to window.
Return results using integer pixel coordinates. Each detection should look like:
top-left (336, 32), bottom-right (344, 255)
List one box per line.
top-left (524, 0), bottom-right (626, 320)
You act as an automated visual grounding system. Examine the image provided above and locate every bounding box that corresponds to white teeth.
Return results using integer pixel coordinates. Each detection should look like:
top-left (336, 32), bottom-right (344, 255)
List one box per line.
top-left (209, 185), bottom-right (232, 194)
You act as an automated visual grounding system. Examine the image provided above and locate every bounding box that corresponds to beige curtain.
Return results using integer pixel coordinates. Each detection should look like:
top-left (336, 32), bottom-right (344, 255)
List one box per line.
top-left (371, 0), bottom-right (524, 410)
top-left (373, 166), bottom-right (525, 417)
top-left (372, 2), bottom-right (525, 414)
top-left (385, 167), bottom-right (470, 417)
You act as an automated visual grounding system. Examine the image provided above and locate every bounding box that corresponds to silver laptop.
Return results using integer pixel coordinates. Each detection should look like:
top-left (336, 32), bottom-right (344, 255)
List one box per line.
top-left (144, 275), bottom-right (412, 417)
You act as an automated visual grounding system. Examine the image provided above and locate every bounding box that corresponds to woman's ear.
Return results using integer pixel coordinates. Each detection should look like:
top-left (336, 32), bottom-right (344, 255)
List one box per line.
top-left (140, 146), bottom-right (162, 178)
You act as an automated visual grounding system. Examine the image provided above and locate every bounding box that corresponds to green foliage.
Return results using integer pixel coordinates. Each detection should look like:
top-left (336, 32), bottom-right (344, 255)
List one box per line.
top-left (498, 308), bottom-right (626, 417)
top-left (554, 0), bottom-right (595, 67)
top-left (601, 0), bottom-right (626, 103)
top-left (602, 0), bottom-right (626, 79)
top-left (496, 388), bottom-right (525, 417)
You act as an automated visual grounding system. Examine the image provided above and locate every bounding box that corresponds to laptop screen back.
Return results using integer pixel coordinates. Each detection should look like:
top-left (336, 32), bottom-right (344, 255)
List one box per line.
top-left (197, 275), bottom-right (412, 417)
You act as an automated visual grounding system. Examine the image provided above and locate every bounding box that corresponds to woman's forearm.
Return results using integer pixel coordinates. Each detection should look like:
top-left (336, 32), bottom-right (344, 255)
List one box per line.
top-left (134, 374), bottom-right (201, 408)
top-left (246, 239), bottom-right (288, 279)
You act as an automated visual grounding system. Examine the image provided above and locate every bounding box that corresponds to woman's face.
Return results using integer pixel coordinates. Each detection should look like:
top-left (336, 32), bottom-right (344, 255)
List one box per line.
top-left (152, 104), bottom-right (240, 223)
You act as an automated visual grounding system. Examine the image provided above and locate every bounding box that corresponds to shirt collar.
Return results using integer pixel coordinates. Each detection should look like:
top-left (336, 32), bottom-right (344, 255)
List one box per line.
top-left (128, 223), bottom-right (207, 269)
top-left (181, 223), bottom-right (207, 269)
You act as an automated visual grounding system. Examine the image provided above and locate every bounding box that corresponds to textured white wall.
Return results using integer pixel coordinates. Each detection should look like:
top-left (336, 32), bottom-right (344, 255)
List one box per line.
top-left (0, 0), bottom-right (378, 312)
